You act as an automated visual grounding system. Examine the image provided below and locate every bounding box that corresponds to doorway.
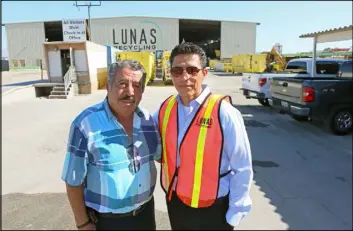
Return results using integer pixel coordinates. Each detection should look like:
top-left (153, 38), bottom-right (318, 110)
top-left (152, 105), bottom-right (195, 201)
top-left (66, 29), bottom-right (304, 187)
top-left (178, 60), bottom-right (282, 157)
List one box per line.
top-left (60, 49), bottom-right (71, 78)
top-left (179, 19), bottom-right (221, 59)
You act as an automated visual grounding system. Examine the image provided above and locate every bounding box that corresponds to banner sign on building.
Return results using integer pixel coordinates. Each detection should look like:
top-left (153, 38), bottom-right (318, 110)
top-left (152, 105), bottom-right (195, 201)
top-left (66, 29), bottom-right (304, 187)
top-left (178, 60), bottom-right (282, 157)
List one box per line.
top-left (112, 20), bottom-right (162, 51)
top-left (62, 19), bottom-right (87, 42)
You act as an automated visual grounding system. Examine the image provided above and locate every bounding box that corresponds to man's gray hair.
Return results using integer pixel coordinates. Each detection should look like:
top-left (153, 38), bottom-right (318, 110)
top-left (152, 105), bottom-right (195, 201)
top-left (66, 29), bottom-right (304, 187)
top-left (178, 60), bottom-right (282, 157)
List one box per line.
top-left (108, 59), bottom-right (147, 87)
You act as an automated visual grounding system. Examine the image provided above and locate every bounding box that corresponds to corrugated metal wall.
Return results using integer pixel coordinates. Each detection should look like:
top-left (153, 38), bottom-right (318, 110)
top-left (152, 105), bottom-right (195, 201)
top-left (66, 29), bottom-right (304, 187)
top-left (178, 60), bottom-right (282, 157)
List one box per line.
top-left (4, 18), bottom-right (258, 68)
top-left (5, 22), bottom-right (46, 67)
top-left (90, 17), bottom-right (179, 52)
top-left (221, 21), bottom-right (257, 59)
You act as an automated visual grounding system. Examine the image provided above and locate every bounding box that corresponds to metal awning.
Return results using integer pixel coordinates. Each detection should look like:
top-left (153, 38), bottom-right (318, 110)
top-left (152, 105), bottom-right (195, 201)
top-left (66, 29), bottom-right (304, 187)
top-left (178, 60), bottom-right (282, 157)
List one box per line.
top-left (299, 25), bottom-right (352, 76)
top-left (299, 25), bottom-right (352, 43)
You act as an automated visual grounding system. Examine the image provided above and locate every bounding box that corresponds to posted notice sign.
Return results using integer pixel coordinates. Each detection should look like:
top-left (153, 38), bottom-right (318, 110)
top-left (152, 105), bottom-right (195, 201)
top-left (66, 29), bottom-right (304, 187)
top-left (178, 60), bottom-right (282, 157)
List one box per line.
top-left (62, 19), bottom-right (87, 42)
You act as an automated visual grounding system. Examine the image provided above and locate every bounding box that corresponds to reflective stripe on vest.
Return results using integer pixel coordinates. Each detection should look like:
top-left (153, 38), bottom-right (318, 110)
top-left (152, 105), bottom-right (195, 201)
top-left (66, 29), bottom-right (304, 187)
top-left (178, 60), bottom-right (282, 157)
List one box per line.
top-left (159, 95), bottom-right (177, 193)
top-left (158, 93), bottom-right (230, 208)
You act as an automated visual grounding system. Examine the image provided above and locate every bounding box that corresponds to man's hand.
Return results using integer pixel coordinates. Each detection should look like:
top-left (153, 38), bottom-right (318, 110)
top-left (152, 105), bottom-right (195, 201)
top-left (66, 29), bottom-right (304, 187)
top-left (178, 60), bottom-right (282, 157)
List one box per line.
top-left (78, 222), bottom-right (96, 230)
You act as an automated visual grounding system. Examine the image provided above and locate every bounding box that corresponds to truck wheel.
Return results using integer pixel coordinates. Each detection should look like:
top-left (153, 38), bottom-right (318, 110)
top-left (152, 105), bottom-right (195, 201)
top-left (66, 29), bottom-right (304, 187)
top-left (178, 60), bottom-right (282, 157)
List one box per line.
top-left (258, 99), bottom-right (270, 107)
top-left (292, 115), bottom-right (309, 122)
top-left (325, 106), bottom-right (352, 135)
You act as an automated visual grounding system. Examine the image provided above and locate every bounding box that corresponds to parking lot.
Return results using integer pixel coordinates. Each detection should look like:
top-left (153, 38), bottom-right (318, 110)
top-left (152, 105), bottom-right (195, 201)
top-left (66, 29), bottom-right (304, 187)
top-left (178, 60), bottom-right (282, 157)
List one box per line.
top-left (2, 71), bottom-right (352, 230)
top-left (1, 70), bottom-right (48, 93)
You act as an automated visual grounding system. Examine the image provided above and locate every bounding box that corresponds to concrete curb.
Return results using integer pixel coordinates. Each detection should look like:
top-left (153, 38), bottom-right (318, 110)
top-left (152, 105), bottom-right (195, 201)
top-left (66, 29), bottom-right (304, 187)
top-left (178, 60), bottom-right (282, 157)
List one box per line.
top-left (2, 85), bottom-right (34, 96)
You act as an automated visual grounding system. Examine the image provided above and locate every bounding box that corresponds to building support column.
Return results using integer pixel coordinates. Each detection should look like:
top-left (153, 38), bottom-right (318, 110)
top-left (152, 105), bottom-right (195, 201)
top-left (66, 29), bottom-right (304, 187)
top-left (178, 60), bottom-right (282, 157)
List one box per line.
top-left (311, 36), bottom-right (317, 77)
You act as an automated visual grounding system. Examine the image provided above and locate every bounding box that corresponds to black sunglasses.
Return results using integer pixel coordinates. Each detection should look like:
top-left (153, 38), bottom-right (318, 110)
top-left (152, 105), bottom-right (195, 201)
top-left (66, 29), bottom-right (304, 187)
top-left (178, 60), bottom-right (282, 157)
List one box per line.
top-left (127, 144), bottom-right (141, 174)
top-left (170, 66), bottom-right (203, 77)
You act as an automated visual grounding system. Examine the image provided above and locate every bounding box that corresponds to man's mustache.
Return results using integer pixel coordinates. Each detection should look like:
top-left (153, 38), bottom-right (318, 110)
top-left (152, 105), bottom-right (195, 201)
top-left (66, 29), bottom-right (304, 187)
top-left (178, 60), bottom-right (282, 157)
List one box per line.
top-left (120, 95), bottom-right (135, 101)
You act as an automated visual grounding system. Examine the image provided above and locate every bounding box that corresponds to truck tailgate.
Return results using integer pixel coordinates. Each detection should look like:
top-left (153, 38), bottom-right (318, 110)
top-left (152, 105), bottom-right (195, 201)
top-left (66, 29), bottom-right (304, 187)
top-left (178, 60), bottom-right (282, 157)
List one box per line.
top-left (241, 73), bottom-right (261, 92)
top-left (271, 78), bottom-right (303, 104)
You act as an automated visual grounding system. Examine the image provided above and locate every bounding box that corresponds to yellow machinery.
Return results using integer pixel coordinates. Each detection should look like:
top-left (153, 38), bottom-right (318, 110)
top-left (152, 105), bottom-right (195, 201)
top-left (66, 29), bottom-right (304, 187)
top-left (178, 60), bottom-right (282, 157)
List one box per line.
top-left (223, 63), bottom-right (233, 72)
top-left (161, 51), bottom-right (172, 85)
top-left (97, 67), bottom-right (108, 89)
top-left (154, 49), bottom-right (164, 80)
top-left (232, 54), bottom-right (268, 73)
top-left (153, 50), bottom-right (172, 85)
top-left (161, 51), bottom-right (171, 70)
top-left (209, 59), bottom-right (219, 69)
top-left (209, 59), bottom-right (233, 72)
top-left (215, 50), bottom-right (221, 59)
top-left (262, 46), bottom-right (287, 72)
top-left (231, 46), bottom-right (287, 74)
top-left (116, 51), bottom-right (156, 85)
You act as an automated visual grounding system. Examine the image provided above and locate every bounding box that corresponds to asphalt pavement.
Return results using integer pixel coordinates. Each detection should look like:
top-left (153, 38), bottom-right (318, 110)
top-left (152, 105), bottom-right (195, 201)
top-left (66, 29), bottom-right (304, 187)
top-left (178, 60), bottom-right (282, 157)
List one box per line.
top-left (1, 70), bottom-right (48, 94)
top-left (2, 72), bottom-right (352, 230)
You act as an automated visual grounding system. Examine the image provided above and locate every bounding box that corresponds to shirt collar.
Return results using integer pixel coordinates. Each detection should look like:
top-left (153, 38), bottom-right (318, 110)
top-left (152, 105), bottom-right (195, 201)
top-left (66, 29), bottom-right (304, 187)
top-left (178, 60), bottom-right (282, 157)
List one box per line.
top-left (176, 84), bottom-right (210, 106)
top-left (103, 97), bottom-right (144, 121)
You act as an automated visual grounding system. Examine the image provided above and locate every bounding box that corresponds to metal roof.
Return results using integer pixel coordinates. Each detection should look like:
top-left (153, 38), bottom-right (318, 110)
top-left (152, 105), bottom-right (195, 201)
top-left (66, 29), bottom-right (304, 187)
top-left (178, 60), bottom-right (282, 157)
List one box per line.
top-left (90, 16), bottom-right (261, 25)
top-left (299, 25), bottom-right (353, 38)
top-left (3, 16), bottom-right (260, 26)
top-left (283, 51), bottom-right (352, 57)
top-left (288, 58), bottom-right (346, 62)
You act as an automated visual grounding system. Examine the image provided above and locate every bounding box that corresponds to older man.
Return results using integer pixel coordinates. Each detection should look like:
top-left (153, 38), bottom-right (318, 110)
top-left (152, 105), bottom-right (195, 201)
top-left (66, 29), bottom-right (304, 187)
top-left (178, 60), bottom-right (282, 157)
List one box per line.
top-left (61, 60), bottom-right (161, 230)
top-left (153, 42), bottom-right (253, 230)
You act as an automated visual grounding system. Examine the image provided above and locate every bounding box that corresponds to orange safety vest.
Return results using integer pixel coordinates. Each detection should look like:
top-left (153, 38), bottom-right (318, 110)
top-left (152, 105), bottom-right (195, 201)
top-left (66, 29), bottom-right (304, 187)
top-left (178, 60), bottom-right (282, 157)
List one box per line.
top-left (158, 92), bottom-right (232, 208)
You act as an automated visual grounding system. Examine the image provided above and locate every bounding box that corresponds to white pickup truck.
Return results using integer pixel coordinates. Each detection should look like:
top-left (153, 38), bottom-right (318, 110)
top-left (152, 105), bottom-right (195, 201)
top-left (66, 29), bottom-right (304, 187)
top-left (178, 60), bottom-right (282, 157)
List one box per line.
top-left (240, 58), bottom-right (344, 106)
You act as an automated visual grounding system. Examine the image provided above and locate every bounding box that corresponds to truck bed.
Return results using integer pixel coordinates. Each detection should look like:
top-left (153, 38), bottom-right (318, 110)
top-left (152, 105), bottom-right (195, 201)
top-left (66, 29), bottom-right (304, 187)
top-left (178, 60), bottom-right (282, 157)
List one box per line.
top-left (270, 77), bottom-right (353, 118)
top-left (241, 72), bottom-right (307, 92)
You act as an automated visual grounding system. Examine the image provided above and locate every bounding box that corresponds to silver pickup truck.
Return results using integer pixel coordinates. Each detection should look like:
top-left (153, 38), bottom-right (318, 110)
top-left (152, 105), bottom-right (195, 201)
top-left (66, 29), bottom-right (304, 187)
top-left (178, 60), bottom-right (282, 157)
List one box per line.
top-left (240, 58), bottom-right (343, 106)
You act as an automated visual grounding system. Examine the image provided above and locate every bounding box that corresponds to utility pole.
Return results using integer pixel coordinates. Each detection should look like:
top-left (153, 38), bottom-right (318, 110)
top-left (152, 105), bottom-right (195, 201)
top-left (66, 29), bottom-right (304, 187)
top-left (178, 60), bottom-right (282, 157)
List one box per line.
top-left (74, 1), bottom-right (101, 41)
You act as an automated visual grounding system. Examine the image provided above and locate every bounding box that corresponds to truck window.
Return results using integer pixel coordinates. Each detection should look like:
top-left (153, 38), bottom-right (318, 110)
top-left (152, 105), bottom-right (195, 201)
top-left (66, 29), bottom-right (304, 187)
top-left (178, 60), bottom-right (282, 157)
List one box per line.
top-left (286, 61), bottom-right (307, 71)
top-left (340, 62), bottom-right (352, 73)
top-left (316, 62), bottom-right (340, 74)
top-left (340, 62), bottom-right (352, 78)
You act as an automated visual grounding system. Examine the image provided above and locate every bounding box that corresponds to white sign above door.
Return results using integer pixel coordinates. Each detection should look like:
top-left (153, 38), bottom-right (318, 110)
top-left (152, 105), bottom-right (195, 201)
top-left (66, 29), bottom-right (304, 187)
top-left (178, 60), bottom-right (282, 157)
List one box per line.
top-left (62, 19), bottom-right (87, 42)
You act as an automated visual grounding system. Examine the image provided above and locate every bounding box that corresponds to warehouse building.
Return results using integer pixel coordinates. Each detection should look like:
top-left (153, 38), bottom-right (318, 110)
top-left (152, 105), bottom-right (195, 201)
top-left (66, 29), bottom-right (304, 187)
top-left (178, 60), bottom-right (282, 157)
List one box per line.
top-left (4, 16), bottom-right (259, 68)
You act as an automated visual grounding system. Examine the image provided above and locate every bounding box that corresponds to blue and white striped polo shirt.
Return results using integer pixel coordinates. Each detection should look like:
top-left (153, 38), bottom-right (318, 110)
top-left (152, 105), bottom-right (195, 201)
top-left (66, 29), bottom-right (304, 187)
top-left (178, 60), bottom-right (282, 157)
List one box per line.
top-left (61, 98), bottom-right (161, 213)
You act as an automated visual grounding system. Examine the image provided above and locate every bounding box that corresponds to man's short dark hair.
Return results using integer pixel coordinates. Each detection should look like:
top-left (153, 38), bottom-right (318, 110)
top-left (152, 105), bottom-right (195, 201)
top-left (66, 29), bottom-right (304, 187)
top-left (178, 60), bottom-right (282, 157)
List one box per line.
top-left (169, 42), bottom-right (207, 68)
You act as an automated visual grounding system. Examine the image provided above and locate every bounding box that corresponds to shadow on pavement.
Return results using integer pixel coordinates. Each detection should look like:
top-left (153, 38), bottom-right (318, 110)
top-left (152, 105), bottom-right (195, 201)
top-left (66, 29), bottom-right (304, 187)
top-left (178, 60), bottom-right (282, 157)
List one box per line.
top-left (234, 103), bottom-right (353, 136)
top-left (214, 73), bottom-right (238, 77)
top-left (147, 80), bottom-right (173, 87)
top-left (2, 193), bottom-right (171, 230)
top-left (233, 104), bottom-right (274, 114)
top-left (212, 72), bottom-right (242, 77)
top-left (2, 80), bottom-right (49, 87)
top-left (233, 104), bottom-right (352, 230)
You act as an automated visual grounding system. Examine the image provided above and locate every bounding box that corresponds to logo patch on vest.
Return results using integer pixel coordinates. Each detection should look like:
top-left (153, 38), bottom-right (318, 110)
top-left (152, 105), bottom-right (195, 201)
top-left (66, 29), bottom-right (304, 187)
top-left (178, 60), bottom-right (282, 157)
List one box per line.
top-left (196, 116), bottom-right (214, 128)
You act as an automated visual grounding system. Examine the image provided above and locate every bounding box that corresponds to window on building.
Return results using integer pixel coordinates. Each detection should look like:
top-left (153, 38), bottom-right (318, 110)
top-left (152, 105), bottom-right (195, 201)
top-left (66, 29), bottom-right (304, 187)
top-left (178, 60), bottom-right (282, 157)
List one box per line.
top-left (12, 60), bottom-right (18, 67)
top-left (19, 60), bottom-right (26, 67)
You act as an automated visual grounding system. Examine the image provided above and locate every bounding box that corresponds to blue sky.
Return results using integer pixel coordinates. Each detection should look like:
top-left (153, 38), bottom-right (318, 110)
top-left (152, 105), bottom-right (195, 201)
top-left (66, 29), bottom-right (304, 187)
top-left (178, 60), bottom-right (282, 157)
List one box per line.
top-left (2, 1), bottom-right (352, 57)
